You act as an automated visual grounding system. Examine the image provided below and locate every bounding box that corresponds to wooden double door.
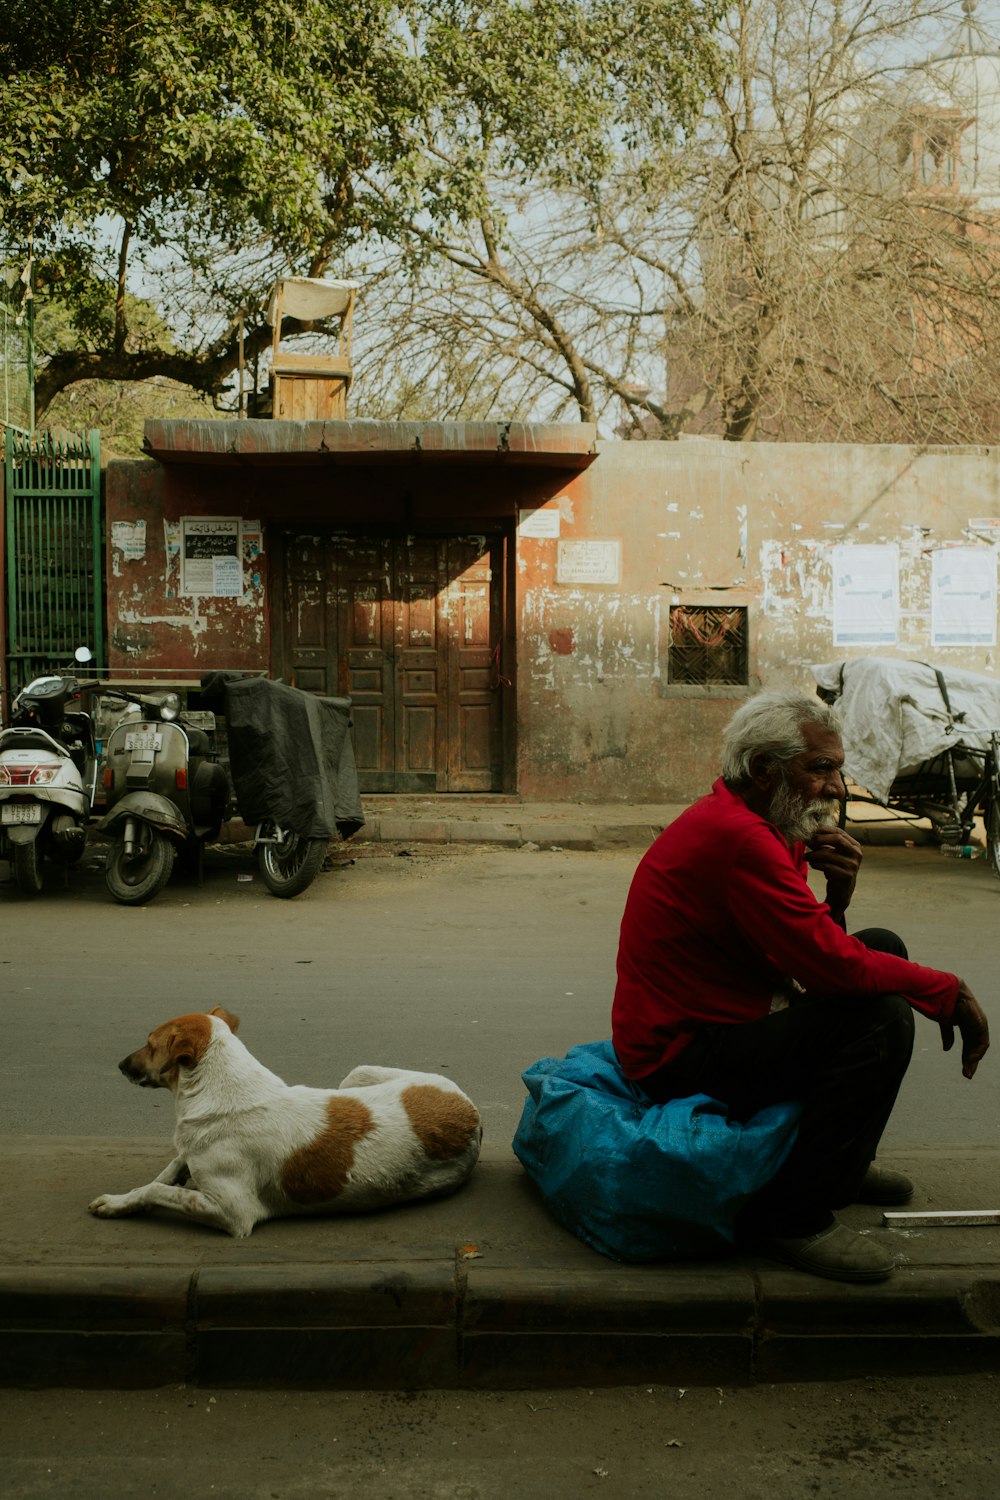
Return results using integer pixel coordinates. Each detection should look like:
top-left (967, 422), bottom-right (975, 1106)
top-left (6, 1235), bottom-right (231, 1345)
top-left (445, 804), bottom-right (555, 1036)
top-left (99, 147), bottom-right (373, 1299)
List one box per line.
top-left (278, 531), bottom-right (506, 792)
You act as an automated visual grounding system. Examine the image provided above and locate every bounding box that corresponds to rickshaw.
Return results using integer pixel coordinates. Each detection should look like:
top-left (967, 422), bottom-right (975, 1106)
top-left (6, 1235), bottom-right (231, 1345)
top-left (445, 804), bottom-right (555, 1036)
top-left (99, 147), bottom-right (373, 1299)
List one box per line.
top-left (811, 657), bottom-right (1000, 879)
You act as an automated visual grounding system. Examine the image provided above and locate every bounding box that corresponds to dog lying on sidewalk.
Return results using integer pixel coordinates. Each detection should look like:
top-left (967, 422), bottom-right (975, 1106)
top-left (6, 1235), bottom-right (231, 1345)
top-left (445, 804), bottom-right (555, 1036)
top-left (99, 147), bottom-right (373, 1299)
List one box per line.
top-left (88, 1007), bottom-right (482, 1238)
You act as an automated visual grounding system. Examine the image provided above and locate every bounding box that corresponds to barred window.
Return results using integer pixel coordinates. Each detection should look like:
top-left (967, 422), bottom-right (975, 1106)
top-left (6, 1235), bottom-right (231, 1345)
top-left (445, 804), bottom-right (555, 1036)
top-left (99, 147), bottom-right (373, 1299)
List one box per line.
top-left (668, 605), bottom-right (749, 686)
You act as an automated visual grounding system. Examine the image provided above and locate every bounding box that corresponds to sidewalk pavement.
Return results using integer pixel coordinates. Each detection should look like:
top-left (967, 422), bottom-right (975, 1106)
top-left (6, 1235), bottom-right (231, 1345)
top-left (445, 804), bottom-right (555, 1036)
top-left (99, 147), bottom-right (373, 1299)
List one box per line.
top-left (313, 794), bottom-right (935, 852)
top-left (6, 798), bottom-right (974, 1394)
top-left (6, 1136), bottom-right (999, 1392)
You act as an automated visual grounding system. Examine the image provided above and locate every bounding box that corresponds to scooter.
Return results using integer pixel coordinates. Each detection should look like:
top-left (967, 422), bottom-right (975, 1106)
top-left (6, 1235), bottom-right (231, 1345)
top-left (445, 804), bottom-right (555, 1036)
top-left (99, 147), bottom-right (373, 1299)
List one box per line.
top-left (0, 651), bottom-right (98, 896)
top-left (97, 687), bottom-right (230, 905)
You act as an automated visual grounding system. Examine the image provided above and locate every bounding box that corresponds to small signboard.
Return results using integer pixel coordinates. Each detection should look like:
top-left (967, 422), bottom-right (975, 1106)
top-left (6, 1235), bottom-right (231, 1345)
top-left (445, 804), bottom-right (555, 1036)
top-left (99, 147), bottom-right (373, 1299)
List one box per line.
top-left (519, 507), bottom-right (561, 538)
top-left (556, 539), bottom-right (621, 585)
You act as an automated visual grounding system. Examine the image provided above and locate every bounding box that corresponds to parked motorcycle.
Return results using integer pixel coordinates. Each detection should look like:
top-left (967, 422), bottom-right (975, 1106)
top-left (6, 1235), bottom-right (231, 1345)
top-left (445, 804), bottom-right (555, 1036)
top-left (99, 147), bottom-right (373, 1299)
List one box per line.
top-left (200, 673), bottom-right (364, 898)
top-left (0, 651), bottom-right (98, 896)
top-left (97, 687), bottom-right (230, 905)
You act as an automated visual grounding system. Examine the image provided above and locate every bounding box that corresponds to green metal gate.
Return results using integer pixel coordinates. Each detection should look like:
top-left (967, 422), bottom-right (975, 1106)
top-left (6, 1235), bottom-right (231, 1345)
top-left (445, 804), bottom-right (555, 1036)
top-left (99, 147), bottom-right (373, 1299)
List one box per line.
top-left (4, 426), bottom-right (103, 697)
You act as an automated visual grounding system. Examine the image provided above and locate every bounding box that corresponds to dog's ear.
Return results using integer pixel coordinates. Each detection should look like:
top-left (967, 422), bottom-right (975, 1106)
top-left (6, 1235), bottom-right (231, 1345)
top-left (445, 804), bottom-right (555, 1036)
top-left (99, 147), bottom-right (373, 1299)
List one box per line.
top-left (210, 1006), bottom-right (240, 1034)
top-left (167, 1023), bottom-right (203, 1069)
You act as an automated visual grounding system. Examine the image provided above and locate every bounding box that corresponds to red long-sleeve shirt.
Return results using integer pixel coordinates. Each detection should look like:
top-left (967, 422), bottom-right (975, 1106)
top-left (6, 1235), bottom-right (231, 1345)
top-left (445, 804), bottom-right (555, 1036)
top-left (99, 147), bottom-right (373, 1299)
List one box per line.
top-left (612, 778), bottom-right (960, 1081)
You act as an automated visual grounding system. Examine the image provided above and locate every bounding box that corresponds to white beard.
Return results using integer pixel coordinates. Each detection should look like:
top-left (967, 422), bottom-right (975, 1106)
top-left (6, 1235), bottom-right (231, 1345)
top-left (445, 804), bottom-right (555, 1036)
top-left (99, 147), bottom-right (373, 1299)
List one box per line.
top-left (768, 782), bottom-right (841, 843)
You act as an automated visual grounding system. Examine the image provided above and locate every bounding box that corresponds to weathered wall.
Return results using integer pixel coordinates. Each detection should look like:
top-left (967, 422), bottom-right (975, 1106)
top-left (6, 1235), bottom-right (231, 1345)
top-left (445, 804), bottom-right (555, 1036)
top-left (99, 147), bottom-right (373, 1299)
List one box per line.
top-left (105, 434), bottom-right (1000, 803)
top-left (105, 460), bottom-right (270, 673)
top-left (514, 439), bottom-right (1000, 802)
top-left (104, 446), bottom-right (560, 675)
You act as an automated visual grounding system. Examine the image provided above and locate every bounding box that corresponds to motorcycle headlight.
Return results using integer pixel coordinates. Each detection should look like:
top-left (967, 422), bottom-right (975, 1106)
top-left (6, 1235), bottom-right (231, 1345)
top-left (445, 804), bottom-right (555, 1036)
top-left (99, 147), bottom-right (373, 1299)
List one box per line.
top-left (159, 694), bottom-right (181, 722)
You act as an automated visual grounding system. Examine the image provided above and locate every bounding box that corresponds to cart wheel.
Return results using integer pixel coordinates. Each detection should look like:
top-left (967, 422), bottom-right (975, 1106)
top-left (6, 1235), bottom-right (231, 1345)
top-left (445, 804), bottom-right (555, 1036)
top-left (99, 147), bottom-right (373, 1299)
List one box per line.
top-left (257, 827), bottom-right (328, 898)
top-left (987, 798), bottom-right (1000, 881)
top-left (13, 839), bottom-right (44, 896)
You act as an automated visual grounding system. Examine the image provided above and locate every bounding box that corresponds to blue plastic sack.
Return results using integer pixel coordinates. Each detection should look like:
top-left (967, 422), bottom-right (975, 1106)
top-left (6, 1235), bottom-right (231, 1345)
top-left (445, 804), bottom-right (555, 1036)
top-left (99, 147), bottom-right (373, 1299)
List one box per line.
top-left (512, 1040), bottom-right (800, 1262)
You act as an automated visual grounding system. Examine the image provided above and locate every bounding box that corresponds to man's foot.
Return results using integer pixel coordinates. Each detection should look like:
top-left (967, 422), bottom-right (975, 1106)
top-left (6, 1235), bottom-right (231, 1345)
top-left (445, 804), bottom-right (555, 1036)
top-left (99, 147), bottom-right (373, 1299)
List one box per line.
top-left (855, 1164), bottom-right (914, 1206)
top-left (762, 1221), bottom-right (896, 1282)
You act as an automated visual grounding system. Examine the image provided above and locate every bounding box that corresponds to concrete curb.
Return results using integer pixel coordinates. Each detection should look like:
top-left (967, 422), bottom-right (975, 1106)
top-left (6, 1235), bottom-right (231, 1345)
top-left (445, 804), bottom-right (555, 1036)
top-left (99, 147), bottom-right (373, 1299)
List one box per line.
top-left (352, 815), bottom-right (670, 852)
top-left (8, 1136), bottom-right (1000, 1392)
top-left (6, 1136), bottom-right (1000, 1391)
top-left (203, 802), bottom-right (937, 854)
top-left (4, 1257), bottom-right (999, 1391)
top-left (346, 809), bottom-right (932, 853)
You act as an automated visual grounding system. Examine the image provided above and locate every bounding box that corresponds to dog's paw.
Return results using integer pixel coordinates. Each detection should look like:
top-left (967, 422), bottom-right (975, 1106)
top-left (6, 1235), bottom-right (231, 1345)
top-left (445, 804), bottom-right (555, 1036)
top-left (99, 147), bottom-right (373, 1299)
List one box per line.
top-left (88, 1193), bottom-right (135, 1218)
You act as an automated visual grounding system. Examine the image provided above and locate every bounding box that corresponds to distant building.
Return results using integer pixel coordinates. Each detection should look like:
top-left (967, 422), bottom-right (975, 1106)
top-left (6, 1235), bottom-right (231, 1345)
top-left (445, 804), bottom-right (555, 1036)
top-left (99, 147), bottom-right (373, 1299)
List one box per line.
top-left (648, 0), bottom-right (1000, 445)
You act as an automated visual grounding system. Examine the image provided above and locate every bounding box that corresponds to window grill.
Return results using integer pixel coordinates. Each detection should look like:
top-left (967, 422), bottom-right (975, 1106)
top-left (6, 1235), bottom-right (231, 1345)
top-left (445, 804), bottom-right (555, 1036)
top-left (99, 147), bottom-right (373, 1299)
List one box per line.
top-left (668, 605), bottom-right (748, 686)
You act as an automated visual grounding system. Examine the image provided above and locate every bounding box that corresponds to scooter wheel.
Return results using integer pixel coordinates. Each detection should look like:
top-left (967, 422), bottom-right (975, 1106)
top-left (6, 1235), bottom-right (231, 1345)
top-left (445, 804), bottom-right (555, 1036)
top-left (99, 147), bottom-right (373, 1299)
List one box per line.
top-left (13, 840), bottom-right (44, 896)
top-left (257, 831), bottom-right (328, 898)
top-left (106, 830), bottom-right (175, 905)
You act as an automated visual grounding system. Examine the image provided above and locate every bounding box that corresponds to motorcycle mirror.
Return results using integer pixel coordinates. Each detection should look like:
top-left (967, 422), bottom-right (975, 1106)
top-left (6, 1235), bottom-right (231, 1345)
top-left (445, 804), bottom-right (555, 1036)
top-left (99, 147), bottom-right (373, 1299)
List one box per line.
top-left (74, 646), bottom-right (93, 665)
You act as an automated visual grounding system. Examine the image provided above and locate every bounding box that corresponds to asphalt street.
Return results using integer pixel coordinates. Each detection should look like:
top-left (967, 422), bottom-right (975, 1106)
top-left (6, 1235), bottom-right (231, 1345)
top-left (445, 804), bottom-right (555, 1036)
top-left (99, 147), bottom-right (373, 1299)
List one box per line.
top-left (3, 1375), bottom-right (999, 1500)
top-left (1, 839), bottom-right (996, 1150)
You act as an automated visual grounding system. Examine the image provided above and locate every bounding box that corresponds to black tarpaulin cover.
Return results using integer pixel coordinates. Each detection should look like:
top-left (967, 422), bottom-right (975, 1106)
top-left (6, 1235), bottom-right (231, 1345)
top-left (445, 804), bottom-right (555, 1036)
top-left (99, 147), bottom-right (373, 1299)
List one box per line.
top-left (200, 674), bottom-right (364, 840)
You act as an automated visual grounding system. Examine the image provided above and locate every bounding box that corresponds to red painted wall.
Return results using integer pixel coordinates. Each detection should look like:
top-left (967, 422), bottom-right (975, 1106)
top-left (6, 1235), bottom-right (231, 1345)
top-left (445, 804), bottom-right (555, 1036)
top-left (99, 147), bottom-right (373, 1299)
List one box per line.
top-left (105, 429), bottom-right (1000, 802)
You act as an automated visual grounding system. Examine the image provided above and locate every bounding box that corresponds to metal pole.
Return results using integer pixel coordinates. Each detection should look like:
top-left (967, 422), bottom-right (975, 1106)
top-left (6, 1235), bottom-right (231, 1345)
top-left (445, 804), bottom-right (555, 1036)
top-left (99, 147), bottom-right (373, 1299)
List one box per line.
top-left (238, 316), bottom-right (246, 419)
top-left (884, 1209), bottom-right (1000, 1227)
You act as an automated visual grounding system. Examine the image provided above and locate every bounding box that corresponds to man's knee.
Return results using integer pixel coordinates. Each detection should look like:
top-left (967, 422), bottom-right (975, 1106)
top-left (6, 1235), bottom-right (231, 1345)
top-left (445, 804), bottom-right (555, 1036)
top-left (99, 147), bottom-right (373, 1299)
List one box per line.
top-left (853, 927), bottom-right (908, 960)
top-left (825, 991), bottom-right (913, 1074)
top-left (867, 991), bottom-right (915, 1064)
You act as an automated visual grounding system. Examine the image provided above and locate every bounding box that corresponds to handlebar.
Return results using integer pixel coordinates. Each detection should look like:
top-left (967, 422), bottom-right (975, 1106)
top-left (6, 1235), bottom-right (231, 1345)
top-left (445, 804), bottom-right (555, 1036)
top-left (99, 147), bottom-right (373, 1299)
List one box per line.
top-left (97, 687), bottom-right (182, 721)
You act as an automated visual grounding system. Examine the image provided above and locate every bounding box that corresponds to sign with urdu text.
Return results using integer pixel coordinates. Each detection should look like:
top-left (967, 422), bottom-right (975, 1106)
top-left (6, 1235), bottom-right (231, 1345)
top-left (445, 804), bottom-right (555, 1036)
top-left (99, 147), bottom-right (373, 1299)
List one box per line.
top-left (180, 518), bottom-right (243, 597)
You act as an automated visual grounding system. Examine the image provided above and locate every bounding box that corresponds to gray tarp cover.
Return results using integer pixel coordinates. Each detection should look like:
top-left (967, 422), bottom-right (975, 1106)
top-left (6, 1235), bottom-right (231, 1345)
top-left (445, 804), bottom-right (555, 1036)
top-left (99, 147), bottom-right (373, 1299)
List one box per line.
top-left (810, 657), bottom-right (1000, 803)
top-left (200, 675), bottom-right (363, 840)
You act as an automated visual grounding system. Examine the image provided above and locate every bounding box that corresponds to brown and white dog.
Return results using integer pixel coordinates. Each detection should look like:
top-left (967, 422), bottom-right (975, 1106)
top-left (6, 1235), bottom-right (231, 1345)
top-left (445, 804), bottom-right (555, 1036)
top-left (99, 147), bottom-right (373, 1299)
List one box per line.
top-left (88, 1008), bottom-right (482, 1238)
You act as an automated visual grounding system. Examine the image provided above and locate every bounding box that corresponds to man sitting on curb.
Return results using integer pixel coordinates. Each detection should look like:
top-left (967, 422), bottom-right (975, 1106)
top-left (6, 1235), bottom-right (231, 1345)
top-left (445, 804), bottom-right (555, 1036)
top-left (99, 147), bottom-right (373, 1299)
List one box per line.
top-left (612, 689), bottom-right (990, 1283)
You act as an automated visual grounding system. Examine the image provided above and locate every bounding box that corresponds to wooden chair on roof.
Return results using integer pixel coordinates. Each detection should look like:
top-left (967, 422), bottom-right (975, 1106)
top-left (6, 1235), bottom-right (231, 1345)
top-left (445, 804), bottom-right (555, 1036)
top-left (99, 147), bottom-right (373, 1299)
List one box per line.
top-left (266, 277), bottom-right (359, 420)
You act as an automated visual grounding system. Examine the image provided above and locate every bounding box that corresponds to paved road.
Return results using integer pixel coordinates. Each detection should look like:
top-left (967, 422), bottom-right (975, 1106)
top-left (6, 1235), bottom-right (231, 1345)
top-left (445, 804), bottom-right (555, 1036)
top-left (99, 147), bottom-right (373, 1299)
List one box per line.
top-left (1, 840), bottom-right (996, 1147)
top-left (3, 1374), bottom-right (999, 1499)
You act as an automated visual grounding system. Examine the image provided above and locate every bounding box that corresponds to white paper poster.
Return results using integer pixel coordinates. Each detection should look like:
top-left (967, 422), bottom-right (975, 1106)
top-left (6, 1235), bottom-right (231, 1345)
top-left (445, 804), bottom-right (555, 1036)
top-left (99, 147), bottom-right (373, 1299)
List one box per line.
top-left (180, 517), bottom-right (243, 597)
top-left (832, 544), bottom-right (899, 646)
top-left (931, 547), bottom-right (997, 647)
top-left (212, 555), bottom-right (244, 597)
top-left (111, 520), bottom-right (146, 561)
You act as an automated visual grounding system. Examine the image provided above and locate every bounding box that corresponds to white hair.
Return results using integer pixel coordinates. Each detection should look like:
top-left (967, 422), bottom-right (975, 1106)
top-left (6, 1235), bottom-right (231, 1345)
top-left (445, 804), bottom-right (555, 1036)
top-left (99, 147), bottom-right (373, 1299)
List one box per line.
top-left (721, 691), bottom-right (840, 788)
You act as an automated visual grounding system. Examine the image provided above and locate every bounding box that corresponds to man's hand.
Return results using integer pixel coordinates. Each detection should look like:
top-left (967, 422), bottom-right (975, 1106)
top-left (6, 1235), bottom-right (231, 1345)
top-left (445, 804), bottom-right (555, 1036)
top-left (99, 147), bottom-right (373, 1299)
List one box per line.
top-left (939, 981), bottom-right (990, 1079)
top-left (805, 827), bottom-right (864, 917)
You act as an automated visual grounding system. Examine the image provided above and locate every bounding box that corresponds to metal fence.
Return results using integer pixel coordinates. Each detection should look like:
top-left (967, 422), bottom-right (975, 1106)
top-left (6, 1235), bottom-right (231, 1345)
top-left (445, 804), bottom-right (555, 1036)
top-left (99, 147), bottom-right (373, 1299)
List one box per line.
top-left (4, 427), bottom-right (103, 698)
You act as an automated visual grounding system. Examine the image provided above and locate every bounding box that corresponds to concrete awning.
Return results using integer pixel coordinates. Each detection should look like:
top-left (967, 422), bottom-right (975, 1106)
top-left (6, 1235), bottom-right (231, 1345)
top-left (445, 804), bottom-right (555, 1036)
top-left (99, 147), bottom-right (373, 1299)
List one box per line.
top-left (142, 419), bottom-right (598, 469)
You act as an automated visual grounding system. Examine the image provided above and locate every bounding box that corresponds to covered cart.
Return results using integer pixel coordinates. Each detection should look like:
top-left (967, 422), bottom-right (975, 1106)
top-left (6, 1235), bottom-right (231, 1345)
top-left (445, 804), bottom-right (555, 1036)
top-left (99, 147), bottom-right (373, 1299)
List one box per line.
top-left (811, 656), bottom-right (1000, 876)
top-left (201, 673), bottom-right (364, 897)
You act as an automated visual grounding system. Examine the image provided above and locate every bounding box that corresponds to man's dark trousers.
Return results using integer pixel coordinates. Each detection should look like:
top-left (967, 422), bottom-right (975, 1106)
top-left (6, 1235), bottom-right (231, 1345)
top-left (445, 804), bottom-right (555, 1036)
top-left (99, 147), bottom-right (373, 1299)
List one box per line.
top-left (639, 929), bottom-right (915, 1239)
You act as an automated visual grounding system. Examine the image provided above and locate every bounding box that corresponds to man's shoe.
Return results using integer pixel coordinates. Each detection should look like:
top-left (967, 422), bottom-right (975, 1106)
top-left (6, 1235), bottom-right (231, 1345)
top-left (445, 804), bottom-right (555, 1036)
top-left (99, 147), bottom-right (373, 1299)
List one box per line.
top-left (855, 1164), bottom-right (914, 1206)
top-left (763, 1221), bottom-right (896, 1283)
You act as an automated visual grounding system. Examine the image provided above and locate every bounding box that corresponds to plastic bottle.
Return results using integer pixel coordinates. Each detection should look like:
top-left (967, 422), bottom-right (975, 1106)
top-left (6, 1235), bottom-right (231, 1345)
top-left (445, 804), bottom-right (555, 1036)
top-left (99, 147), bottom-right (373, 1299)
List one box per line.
top-left (939, 844), bottom-right (982, 859)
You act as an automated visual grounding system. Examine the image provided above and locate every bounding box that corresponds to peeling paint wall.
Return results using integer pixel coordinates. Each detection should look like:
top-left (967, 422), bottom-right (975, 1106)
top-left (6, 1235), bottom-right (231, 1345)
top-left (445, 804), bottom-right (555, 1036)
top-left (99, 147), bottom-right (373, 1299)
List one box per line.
top-left (105, 437), bottom-right (1000, 804)
top-left (102, 451), bottom-right (557, 725)
top-left (105, 461), bottom-right (270, 671)
top-left (514, 439), bottom-right (1000, 803)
